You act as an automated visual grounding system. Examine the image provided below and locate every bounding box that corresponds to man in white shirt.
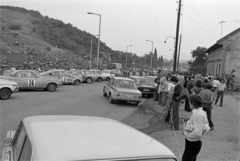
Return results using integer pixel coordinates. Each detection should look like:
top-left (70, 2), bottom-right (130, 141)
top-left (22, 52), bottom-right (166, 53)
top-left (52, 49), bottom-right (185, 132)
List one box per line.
top-left (215, 79), bottom-right (226, 107)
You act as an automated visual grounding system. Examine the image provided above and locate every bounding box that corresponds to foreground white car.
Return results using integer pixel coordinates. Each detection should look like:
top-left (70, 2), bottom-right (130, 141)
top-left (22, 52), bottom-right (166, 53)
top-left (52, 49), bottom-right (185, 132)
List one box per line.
top-left (2, 115), bottom-right (177, 161)
top-left (0, 79), bottom-right (18, 100)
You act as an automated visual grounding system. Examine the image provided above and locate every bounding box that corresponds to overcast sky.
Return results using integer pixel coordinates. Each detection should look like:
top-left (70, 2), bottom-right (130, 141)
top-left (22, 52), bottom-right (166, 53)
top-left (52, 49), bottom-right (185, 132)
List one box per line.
top-left (1, 0), bottom-right (240, 61)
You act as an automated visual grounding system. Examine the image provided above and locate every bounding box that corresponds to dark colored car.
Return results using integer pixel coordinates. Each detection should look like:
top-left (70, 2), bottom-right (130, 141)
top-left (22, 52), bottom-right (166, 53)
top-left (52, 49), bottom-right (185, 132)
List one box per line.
top-left (129, 76), bottom-right (155, 98)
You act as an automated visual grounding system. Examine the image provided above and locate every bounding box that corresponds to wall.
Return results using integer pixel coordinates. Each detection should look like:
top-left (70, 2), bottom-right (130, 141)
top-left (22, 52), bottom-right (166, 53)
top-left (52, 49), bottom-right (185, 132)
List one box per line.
top-left (221, 32), bottom-right (240, 88)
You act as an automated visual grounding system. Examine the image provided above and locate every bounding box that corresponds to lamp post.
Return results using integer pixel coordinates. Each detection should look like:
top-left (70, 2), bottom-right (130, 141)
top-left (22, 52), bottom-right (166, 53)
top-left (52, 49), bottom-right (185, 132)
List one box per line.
top-left (90, 35), bottom-right (99, 69)
top-left (125, 45), bottom-right (132, 69)
top-left (88, 12), bottom-right (101, 69)
top-left (164, 36), bottom-right (175, 71)
top-left (146, 40), bottom-right (154, 70)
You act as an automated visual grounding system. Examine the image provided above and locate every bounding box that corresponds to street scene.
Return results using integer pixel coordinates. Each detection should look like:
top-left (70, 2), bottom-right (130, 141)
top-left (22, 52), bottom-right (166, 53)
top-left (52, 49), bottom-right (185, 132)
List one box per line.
top-left (1, 0), bottom-right (240, 161)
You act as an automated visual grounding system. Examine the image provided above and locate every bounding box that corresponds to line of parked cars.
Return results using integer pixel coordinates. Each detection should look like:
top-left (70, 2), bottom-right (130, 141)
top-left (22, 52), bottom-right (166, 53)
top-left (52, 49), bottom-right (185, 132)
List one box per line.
top-left (102, 75), bottom-right (158, 105)
top-left (0, 69), bottom-right (117, 100)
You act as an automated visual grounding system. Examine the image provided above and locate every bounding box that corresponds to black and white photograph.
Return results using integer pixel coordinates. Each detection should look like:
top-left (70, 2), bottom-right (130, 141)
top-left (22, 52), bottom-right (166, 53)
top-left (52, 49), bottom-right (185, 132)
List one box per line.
top-left (0, 0), bottom-right (239, 161)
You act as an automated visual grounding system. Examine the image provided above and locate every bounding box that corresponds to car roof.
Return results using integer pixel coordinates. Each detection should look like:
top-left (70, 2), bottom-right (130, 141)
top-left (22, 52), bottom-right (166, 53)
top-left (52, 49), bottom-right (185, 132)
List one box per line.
top-left (113, 77), bottom-right (134, 81)
top-left (129, 76), bottom-right (146, 79)
top-left (145, 76), bottom-right (157, 78)
top-left (23, 116), bottom-right (175, 161)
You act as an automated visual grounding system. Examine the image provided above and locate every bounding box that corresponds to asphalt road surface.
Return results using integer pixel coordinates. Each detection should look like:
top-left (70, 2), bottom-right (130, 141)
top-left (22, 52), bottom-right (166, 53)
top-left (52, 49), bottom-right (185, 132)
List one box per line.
top-left (0, 82), bottom-right (143, 155)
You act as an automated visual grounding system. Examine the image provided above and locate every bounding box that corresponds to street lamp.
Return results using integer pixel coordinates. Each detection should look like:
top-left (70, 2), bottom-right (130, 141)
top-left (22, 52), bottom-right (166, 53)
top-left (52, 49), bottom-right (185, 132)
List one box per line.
top-left (90, 35), bottom-right (99, 69)
top-left (146, 40), bottom-right (154, 70)
top-left (88, 12), bottom-right (101, 69)
top-left (164, 36), bottom-right (175, 71)
top-left (125, 45), bottom-right (132, 69)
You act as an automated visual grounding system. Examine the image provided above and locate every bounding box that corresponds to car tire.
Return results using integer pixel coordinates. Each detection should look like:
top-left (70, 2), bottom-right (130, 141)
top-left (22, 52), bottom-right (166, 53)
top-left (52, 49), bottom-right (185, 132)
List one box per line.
top-left (46, 83), bottom-right (57, 92)
top-left (86, 78), bottom-right (92, 84)
top-left (0, 88), bottom-right (11, 100)
top-left (109, 93), bottom-right (115, 103)
top-left (74, 79), bottom-right (80, 86)
top-left (106, 77), bottom-right (110, 81)
top-left (103, 89), bottom-right (107, 97)
top-left (97, 77), bottom-right (102, 82)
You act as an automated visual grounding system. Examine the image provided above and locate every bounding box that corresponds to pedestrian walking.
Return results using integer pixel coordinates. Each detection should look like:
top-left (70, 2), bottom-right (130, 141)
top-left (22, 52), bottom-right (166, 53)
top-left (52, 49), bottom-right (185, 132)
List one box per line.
top-left (192, 80), bottom-right (203, 95)
top-left (170, 76), bottom-right (182, 130)
top-left (215, 79), bottom-right (226, 107)
top-left (199, 83), bottom-right (215, 130)
top-left (154, 73), bottom-right (161, 101)
top-left (159, 76), bottom-right (175, 122)
top-left (182, 95), bottom-right (210, 161)
top-left (158, 74), bottom-right (167, 105)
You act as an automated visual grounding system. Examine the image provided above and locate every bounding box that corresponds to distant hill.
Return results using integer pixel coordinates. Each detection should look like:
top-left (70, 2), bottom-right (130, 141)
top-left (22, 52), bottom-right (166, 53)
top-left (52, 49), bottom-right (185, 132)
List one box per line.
top-left (0, 6), bottom-right (171, 70)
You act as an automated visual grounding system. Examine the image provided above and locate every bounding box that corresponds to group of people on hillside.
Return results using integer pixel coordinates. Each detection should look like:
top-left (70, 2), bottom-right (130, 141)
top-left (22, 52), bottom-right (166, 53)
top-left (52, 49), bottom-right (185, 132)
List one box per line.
top-left (152, 70), bottom-right (235, 161)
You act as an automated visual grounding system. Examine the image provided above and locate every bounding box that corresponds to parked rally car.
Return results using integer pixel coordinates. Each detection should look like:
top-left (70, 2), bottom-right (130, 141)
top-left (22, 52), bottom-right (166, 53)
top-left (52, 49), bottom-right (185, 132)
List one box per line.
top-left (0, 70), bottom-right (62, 92)
top-left (129, 76), bottom-right (155, 98)
top-left (69, 70), bottom-right (96, 84)
top-left (101, 69), bottom-right (115, 81)
top-left (88, 69), bottom-right (106, 82)
top-left (0, 79), bottom-right (18, 100)
top-left (2, 115), bottom-right (177, 161)
top-left (103, 77), bottom-right (142, 105)
top-left (41, 69), bottom-right (82, 85)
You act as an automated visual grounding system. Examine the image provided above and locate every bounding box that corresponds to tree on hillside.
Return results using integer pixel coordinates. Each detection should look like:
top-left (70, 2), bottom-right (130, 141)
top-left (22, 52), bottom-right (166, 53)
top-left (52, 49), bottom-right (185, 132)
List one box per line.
top-left (188, 46), bottom-right (208, 74)
top-left (153, 48), bottom-right (157, 68)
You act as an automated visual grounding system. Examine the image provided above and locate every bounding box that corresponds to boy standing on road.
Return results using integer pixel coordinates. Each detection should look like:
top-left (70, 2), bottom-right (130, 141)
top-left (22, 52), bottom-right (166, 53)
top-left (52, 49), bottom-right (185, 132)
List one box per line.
top-left (215, 79), bottom-right (226, 107)
top-left (199, 84), bottom-right (215, 130)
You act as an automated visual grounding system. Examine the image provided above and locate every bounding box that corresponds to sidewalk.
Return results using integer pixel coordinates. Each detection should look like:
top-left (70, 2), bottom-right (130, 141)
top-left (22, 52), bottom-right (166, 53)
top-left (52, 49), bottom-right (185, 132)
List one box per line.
top-left (122, 94), bottom-right (240, 161)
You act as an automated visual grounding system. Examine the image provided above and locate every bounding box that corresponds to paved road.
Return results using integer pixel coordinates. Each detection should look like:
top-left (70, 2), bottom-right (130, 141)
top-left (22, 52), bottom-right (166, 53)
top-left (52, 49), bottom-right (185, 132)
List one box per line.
top-left (0, 82), bottom-right (142, 154)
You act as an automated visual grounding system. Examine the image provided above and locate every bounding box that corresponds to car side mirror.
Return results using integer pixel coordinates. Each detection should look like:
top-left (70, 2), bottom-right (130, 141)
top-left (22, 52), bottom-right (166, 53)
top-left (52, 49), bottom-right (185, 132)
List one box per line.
top-left (4, 130), bottom-right (15, 146)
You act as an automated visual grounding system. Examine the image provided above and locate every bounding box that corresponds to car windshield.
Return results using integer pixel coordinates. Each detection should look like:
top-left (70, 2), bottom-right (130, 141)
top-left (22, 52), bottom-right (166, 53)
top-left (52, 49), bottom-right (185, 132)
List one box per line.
top-left (33, 71), bottom-right (43, 78)
top-left (115, 80), bottom-right (137, 89)
top-left (70, 71), bottom-right (79, 76)
top-left (135, 78), bottom-right (148, 85)
top-left (87, 71), bottom-right (94, 74)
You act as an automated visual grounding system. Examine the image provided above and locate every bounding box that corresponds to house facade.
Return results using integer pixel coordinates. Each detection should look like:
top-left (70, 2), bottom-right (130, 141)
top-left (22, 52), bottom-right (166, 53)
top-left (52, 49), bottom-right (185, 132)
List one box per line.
top-left (205, 28), bottom-right (240, 88)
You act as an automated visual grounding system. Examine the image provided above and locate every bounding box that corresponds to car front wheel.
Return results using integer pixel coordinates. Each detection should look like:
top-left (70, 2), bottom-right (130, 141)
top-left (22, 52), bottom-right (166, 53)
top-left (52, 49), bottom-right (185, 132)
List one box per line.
top-left (0, 88), bottom-right (11, 100)
top-left (97, 77), bottom-right (102, 82)
top-left (86, 78), bottom-right (92, 84)
top-left (106, 77), bottom-right (110, 81)
top-left (46, 83), bottom-right (57, 92)
top-left (74, 79), bottom-right (80, 85)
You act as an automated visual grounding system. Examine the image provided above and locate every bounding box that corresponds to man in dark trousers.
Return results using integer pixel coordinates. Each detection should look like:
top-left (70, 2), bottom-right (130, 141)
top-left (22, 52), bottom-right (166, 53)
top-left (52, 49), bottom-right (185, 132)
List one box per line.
top-left (154, 71), bottom-right (161, 101)
top-left (170, 76), bottom-right (182, 130)
top-left (199, 83), bottom-right (214, 130)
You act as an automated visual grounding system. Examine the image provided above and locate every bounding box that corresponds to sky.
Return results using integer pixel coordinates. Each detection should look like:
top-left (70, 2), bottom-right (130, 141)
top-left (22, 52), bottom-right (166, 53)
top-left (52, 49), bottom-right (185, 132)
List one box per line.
top-left (1, 0), bottom-right (240, 61)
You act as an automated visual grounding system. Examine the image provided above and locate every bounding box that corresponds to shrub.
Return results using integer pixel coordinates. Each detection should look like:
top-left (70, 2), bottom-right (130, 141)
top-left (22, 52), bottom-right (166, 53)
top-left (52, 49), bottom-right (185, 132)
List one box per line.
top-left (46, 46), bottom-right (51, 51)
top-left (9, 24), bottom-right (22, 30)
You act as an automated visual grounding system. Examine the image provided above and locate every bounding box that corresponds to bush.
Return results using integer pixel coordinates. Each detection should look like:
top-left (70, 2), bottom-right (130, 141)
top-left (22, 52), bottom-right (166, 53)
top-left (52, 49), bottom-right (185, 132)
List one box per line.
top-left (46, 46), bottom-right (51, 51)
top-left (9, 24), bottom-right (22, 30)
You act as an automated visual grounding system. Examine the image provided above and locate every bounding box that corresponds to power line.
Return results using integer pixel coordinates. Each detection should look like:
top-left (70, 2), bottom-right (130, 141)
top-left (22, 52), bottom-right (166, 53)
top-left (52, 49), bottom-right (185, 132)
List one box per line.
top-left (183, 10), bottom-right (217, 41)
top-left (185, 1), bottom-right (219, 38)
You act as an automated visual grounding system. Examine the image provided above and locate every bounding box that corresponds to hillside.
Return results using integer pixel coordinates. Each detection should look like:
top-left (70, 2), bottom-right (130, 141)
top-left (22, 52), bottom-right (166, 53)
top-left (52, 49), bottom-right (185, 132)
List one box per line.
top-left (0, 6), bottom-right (172, 70)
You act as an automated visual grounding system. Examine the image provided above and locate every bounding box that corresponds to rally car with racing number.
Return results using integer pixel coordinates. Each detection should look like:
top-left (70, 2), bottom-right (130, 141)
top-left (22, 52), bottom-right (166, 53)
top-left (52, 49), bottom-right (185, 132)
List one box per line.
top-left (0, 70), bottom-right (61, 92)
top-left (41, 69), bottom-right (82, 85)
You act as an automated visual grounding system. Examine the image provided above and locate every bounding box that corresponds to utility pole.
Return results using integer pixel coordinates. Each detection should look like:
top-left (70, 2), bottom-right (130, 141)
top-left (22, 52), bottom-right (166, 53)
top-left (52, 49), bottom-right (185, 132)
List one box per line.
top-left (219, 21), bottom-right (226, 38)
top-left (177, 34), bottom-right (182, 71)
top-left (173, 0), bottom-right (182, 72)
